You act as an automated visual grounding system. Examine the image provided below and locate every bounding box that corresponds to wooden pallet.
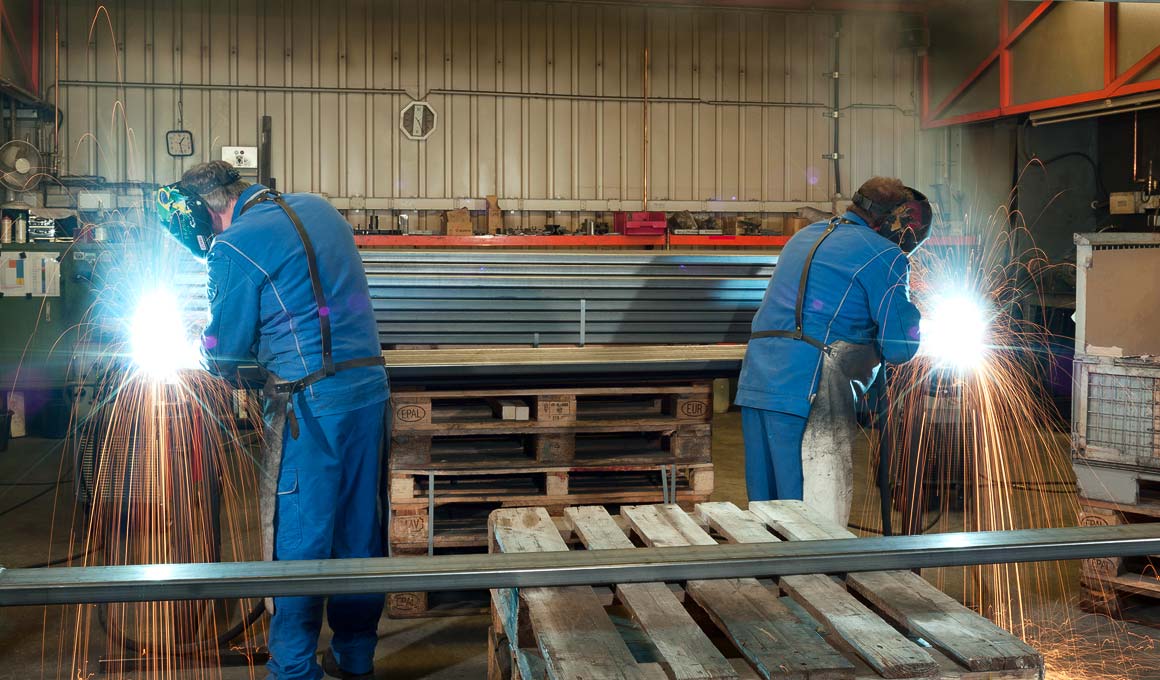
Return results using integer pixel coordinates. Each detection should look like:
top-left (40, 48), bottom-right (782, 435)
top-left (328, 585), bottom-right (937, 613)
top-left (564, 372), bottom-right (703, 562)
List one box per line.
top-left (393, 424), bottom-right (712, 468)
top-left (391, 383), bottom-right (713, 433)
top-left (391, 381), bottom-right (713, 469)
top-left (1078, 498), bottom-right (1160, 615)
top-left (488, 500), bottom-right (1043, 680)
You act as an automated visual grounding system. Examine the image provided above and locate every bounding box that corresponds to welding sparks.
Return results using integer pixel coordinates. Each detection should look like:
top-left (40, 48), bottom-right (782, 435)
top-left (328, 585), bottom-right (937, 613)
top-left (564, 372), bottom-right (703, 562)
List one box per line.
top-left (41, 129), bottom-right (267, 676)
top-left (128, 287), bottom-right (203, 380)
top-left (850, 189), bottom-right (1160, 678)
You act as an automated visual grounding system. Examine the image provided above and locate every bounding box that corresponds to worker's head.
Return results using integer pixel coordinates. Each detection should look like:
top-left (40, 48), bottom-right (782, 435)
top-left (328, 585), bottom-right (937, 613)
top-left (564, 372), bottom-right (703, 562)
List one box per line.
top-left (155, 161), bottom-right (251, 260)
top-left (179, 161), bottom-right (252, 233)
top-left (850, 176), bottom-right (932, 253)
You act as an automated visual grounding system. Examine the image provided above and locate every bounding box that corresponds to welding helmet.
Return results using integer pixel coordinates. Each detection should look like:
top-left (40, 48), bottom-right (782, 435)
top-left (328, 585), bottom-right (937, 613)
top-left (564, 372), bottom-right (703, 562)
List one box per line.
top-left (852, 186), bottom-right (932, 253)
top-left (155, 182), bottom-right (216, 260)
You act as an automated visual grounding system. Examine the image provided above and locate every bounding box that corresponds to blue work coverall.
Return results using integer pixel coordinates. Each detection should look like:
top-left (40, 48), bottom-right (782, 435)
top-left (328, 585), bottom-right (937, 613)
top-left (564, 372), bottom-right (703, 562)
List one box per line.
top-left (202, 184), bottom-right (389, 680)
top-left (735, 211), bottom-right (921, 503)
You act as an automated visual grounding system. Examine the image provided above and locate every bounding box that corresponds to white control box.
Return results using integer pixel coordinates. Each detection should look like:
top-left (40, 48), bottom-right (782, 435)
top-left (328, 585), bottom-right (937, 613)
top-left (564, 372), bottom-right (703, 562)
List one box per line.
top-left (221, 146), bottom-right (259, 169)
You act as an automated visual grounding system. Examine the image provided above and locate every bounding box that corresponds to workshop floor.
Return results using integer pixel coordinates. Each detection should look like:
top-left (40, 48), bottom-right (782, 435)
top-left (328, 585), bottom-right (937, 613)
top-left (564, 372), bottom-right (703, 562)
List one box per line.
top-left (1, 414), bottom-right (1158, 679)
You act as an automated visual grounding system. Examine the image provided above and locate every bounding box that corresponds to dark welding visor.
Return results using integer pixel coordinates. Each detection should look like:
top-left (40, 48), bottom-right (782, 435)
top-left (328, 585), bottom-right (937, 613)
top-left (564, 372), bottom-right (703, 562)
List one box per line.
top-left (154, 182), bottom-right (216, 260)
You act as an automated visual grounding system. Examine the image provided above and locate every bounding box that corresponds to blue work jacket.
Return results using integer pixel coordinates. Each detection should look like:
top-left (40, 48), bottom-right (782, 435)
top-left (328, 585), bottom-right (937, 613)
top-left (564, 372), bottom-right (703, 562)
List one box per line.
top-left (202, 184), bottom-right (388, 417)
top-left (735, 211), bottom-right (921, 417)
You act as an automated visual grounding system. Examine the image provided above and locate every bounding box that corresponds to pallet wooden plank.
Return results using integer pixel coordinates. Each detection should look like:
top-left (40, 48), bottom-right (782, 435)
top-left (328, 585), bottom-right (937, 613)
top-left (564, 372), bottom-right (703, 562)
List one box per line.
top-left (491, 507), bottom-right (664, 680)
top-left (622, 504), bottom-right (706, 548)
top-left (697, 503), bottom-right (938, 680)
top-left (686, 578), bottom-right (854, 680)
top-left (624, 505), bottom-right (855, 680)
top-left (749, 501), bottom-right (1042, 674)
top-left (696, 502), bottom-right (780, 543)
top-left (566, 506), bottom-right (739, 680)
top-left (657, 504), bottom-right (720, 546)
top-left (394, 384), bottom-right (713, 399)
top-left (737, 657), bottom-right (1039, 680)
top-left (393, 488), bottom-right (712, 509)
top-left (566, 505), bottom-right (638, 550)
top-left (393, 460), bottom-right (715, 477)
top-left (392, 417), bottom-right (703, 434)
top-left (779, 598), bottom-right (1043, 680)
top-left (391, 439), bottom-right (711, 473)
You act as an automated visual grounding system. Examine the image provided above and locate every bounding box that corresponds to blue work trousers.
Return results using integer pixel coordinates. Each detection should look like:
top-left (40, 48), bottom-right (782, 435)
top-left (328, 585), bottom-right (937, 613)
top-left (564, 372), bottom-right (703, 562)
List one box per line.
top-left (741, 406), bottom-right (809, 502)
top-left (267, 398), bottom-right (388, 680)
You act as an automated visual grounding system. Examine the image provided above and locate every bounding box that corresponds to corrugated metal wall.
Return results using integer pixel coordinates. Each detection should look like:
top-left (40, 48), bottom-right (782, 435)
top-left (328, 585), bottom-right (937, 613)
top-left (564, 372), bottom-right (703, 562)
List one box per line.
top-left (46, 0), bottom-right (936, 210)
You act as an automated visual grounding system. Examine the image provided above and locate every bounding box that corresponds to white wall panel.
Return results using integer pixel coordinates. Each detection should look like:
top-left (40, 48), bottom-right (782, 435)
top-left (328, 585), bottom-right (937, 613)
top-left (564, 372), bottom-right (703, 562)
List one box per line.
top-left (46, 0), bottom-right (937, 208)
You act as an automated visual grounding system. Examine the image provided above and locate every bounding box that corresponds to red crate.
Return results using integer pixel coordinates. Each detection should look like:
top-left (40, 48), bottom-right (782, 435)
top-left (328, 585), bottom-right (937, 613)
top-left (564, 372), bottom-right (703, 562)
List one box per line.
top-left (613, 211), bottom-right (667, 235)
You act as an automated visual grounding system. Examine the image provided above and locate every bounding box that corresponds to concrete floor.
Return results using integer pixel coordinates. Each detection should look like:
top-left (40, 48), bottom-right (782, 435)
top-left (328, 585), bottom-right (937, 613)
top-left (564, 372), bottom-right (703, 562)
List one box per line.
top-left (1, 413), bottom-right (1157, 678)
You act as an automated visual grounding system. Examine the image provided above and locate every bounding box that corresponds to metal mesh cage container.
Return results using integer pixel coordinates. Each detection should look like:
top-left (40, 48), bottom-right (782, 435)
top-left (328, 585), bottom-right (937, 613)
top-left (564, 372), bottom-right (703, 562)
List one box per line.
top-left (1073, 355), bottom-right (1160, 470)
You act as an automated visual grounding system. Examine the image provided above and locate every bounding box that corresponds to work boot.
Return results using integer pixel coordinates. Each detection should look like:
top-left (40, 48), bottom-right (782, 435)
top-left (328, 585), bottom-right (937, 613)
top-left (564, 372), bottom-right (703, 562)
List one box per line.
top-left (321, 648), bottom-right (374, 680)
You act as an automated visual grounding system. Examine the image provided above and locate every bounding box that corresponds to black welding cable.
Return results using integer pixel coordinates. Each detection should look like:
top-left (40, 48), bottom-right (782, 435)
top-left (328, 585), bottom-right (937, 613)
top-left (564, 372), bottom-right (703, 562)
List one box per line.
top-left (0, 479), bottom-right (72, 486)
top-left (16, 548), bottom-right (96, 569)
top-left (97, 600), bottom-right (267, 655)
top-left (0, 485), bottom-right (56, 518)
top-left (848, 508), bottom-right (944, 537)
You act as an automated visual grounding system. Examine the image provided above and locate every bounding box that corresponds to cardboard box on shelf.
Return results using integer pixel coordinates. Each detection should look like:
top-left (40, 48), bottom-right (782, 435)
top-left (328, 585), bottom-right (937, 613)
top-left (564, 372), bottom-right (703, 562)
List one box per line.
top-left (786, 216), bottom-right (812, 234)
top-left (486, 195), bottom-right (502, 234)
top-left (442, 208), bottom-right (474, 236)
top-left (719, 216), bottom-right (764, 236)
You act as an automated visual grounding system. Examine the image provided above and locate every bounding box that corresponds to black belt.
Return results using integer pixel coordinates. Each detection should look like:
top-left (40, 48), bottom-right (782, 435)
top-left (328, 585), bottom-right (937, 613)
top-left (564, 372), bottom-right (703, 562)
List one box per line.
top-left (749, 217), bottom-right (859, 356)
top-left (750, 329), bottom-right (832, 355)
top-left (266, 356), bottom-right (386, 396)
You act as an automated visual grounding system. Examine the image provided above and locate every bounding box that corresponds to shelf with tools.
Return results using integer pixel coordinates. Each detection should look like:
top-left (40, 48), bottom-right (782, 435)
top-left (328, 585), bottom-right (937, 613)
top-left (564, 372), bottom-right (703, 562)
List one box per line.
top-left (355, 233), bottom-right (976, 249)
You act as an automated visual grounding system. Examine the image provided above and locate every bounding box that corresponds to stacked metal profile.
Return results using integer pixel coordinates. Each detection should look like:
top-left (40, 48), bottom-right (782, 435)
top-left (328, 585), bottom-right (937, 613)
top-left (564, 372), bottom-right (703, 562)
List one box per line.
top-left (360, 250), bottom-right (776, 347)
top-left (1071, 233), bottom-right (1160, 612)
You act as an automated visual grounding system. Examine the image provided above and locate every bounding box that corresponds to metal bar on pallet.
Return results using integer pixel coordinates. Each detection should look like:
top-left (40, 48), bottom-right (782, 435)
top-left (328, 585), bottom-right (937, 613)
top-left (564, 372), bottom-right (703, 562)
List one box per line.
top-left (3, 524), bottom-right (1159, 606)
top-left (579, 299), bottom-right (586, 347)
top-left (427, 473), bottom-right (435, 557)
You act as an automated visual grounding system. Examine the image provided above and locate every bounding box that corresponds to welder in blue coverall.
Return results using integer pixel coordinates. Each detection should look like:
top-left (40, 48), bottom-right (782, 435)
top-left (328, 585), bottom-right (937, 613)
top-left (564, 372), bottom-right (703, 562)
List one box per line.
top-left (162, 161), bottom-right (388, 680)
top-left (735, 176), bottom-right (930, 527)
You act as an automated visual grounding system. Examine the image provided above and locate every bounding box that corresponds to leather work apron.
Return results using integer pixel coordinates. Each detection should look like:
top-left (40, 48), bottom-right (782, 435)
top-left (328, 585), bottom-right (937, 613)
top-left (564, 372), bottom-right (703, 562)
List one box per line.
top-left (800, 339), bottom-right (879, 526)
top-left (235, 190), bottom-right (386, 613)
top-left (750, 217), bottom-right (880, 527)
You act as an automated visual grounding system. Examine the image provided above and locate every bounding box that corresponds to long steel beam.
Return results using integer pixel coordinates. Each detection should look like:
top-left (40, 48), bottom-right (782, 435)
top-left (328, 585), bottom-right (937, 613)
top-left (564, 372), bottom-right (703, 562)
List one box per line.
top-left (2, 525), bottom-right (1158, 607)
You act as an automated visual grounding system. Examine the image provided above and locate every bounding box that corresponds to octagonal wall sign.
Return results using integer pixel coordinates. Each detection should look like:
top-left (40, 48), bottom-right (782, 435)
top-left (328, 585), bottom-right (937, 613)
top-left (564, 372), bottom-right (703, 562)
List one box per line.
top-left (400, 101), bottom-right (437, 140)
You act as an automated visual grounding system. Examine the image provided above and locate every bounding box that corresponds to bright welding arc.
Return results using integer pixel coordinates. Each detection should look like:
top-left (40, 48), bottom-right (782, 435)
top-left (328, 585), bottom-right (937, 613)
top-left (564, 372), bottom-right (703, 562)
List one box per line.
top-left (127, 286), bottom-right (204, 381)
top-left (918, 289), bottom-right (993, 373)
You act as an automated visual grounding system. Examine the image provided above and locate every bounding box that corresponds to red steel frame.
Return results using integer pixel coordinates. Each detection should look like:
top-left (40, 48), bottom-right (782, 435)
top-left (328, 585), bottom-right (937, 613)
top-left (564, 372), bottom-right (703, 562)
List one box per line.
top-left (353, 233), bottom-right (973, 249)
top-left (923, 0), bottom-right (1160, 128)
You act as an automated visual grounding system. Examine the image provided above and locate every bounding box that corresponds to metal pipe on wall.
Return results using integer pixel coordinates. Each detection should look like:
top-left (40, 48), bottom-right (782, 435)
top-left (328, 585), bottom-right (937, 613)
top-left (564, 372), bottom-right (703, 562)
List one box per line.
top-left (57, 80), bottom-right (409, 97)
top-left (59, 80), bottom-right (838, 109)
top-left (831, 14), bottom-right (843, 199)
top-left (643, 44), bottom-right (650, 209)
